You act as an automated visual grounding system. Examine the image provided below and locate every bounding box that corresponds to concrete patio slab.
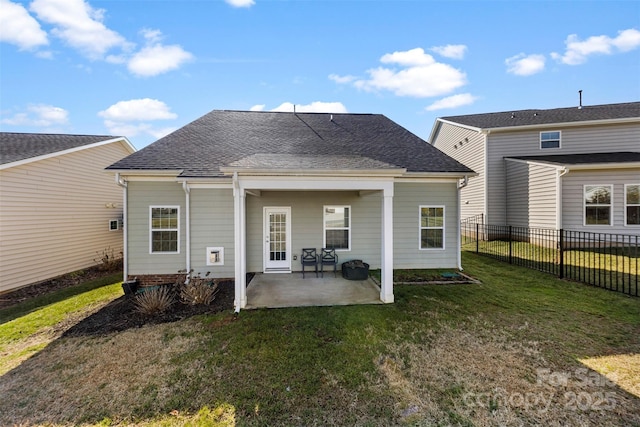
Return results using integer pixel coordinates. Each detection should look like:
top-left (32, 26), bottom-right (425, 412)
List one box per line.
top-left (245, 272), bottom-right (382, 309)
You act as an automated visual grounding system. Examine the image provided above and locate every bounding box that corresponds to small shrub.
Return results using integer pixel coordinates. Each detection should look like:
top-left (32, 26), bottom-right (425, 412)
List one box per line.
top-left (94, 247), bottom-right (123, 272)
top-left (180, 276), bottom-right (219, 306)
top-left (134, 286), bottom-right (174, 315)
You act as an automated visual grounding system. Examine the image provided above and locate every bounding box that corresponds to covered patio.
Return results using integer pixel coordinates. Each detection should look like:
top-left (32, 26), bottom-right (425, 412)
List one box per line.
top-left (245, 273), bottom-right (383, 309)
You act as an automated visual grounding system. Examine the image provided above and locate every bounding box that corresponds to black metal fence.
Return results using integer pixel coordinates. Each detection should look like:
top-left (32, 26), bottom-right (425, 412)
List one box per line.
top-left (461, 222), bottom-right (639, 296)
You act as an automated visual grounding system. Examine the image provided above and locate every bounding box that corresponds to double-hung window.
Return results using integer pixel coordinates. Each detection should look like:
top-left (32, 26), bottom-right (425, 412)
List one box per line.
top-left (626, 184), bottom-right (640, 226)
top-left (420, 206), bottom-right (445, 249)
top-left (540, 131), bottom-right (561, 149)
top-left (150, 206), bottom-right (179, 253)
top-left (584, 185), bottom-right (612, 226)
top-left (324, 206), bottom-right (350, 250)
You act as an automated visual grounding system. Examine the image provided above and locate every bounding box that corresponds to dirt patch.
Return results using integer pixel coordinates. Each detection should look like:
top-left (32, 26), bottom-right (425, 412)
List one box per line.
top-left (63, 281), bottom-right (236, 337)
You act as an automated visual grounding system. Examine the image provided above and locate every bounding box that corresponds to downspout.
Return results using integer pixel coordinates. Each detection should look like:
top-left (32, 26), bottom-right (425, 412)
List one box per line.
top-left (115, 173), bottom-right (128, 282)
top-left (232, 172), bottom-right (241, 313)
top-left (556, 167), bottom-right (569, 229)
top-left (183, 181), bottom-right (191, 275)
top-left (457, 176), bottom-right (469, 270)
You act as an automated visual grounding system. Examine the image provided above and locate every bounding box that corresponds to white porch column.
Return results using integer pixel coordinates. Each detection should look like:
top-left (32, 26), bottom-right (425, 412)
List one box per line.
top-left (233, 174), bottom-right (247, 311)
top-left (381, 186), bottom-right (394, 303)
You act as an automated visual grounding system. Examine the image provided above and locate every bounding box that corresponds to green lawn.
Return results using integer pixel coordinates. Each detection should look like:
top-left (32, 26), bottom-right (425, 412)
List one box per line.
top-left (0, 255), bottom-right (639, 426)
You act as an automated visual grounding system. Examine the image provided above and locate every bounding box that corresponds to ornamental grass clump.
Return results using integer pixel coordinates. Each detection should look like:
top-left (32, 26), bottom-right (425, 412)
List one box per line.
top-left (134, 286), bottom-right (174, 315)
top-left (180, 276), bottom-right (219, 306)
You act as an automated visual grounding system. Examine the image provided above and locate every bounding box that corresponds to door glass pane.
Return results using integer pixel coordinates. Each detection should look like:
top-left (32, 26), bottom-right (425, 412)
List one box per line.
top-left (269, 212), bottom-right (287, 261)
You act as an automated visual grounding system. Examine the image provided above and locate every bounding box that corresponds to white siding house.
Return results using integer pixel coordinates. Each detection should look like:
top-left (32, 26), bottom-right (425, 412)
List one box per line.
top-left (430, 102), bottom-right (640, 234)
top-left (0, 133), bottom-right (136, 293)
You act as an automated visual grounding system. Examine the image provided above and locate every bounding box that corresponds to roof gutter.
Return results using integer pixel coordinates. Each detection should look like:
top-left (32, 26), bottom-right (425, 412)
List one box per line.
top-left (479, 117), bottom-right (639, 134)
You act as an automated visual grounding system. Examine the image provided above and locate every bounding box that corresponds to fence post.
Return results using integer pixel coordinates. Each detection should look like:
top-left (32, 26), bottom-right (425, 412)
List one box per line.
top-left (476, 223), bottom-right (479, 253)
top-left (559, 229), bottom-right (564, 279)
top-left (509, 225), bottom-right (513, 264)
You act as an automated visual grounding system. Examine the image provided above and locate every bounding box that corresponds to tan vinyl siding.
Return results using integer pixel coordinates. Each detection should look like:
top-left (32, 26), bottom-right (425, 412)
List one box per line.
top-left (393, 182), bottom-right (459, 269)
top-left (126, 181), bottom-right (186, 275)
top-left (506, 161), bottom-right (558, 228)
top-left (0, 142), bottom-right (131, 292)
top-left (487, 122), bottom-right (640, 226)
top-left (245, 191), bottom-right (382, 272)
top-left (432, 123), bottom-right (484, 220)
top-left (562, 168), bottom-right (640, 234)
top-left (189, 188), bottom-right (235, 278)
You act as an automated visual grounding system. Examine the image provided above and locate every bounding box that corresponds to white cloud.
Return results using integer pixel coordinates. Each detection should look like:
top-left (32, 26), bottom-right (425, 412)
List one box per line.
top-left (0, 0), bottom-right (48, 50)
top-left (99, 98), bottom-right (177, 121)
top-left (1, 104), bottom-right (68, 127)
top-left (128, 43), bottom-right (193, 77)
top-left (99, 98), bottom-right (177, 138)
top-left (30, 0), bottom-right (131, 59)
top-left (269, 102), bottom-right (348, 113)
top-left (250, 104), bottom-right (266, 111)
top-left (505, 53), bottom-right (546, 76)
top-left (551, 28), bottom-right (640, 65)
top-left (328, 74), bottom-right (357, 84)
top-left (380, 47), bottom-right (435, 66)
top-left (425, 93), bottom-right (477, 111)
top-left (225, 0), bottom-right (255, 8)
top-left (336, 47), bottom-right (467, 98)
top-left (430, 44), bottom-right (467, 60)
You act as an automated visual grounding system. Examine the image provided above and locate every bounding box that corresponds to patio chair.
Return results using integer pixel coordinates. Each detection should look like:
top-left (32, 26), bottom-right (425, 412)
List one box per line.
top-left (320, 248), bottom-right (339, 277)
top-left (301, 248), bottom-right (319, 278)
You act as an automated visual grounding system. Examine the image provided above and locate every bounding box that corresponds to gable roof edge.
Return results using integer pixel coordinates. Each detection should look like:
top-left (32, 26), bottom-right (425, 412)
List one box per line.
top-left (1, 136), bottom-right (136, 170)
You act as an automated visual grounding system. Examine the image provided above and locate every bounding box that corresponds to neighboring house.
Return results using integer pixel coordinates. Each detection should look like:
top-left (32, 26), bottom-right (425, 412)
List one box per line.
top-left (106, 110), bottom-right (475, 310)
top-left (429, 102), bottom-right (640, 235)
top-left (0, 133), bottom-right (136, 293)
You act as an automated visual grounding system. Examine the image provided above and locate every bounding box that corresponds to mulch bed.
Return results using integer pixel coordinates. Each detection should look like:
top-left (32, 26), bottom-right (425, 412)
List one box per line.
top-left (63, 281), bottom-right (236, 337)
top-left (0, 268), bottom-right (235, 336)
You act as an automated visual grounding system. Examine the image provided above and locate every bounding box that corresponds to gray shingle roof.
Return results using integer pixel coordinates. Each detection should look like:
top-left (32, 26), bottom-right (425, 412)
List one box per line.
top-left (107, 110), bottom-right (473, 177)
top-left (505, 152), bottom-right (640, 166)
top-left (440, 102), bottom-right (640, 129)
top-left (1, 132), bottom-right (117, 165)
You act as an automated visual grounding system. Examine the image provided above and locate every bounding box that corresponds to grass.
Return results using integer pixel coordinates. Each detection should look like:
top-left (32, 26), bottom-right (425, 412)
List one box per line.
top-left (464, 239), bottom-right (638, 293)
top-left (0, 273), bottom-right (123, 375)
top-left (0, 256), bottom-right (639, 426)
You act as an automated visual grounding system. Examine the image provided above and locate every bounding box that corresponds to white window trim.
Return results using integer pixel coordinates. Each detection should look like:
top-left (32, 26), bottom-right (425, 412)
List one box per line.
top-left (323, 205), bottom-right (351, 251)
top-left (624, 184), bottom-right (640, 227)
top-left (419, 205), bottom-right (446, 250)
top-left (583, 185), bottom-right (613, 227)
top-left (149, 205), bottom-right (180, 254)
top-left (540, 130), bottom-right (561, 150)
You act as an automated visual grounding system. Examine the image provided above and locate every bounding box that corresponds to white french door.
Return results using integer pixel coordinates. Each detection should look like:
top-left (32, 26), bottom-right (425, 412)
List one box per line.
top-left (263, 207), bottom-right (291, 272)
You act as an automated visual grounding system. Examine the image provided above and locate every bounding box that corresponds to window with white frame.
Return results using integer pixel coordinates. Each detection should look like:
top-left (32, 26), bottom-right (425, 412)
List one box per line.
top-left (584, 185), bottom-right (612, 226)
top-left (540, 131), bottom-right (561, 149)
top-left (626, 184), bottom-right (640, 226)
top-left (150, 206), bottom-right (179, 253)
top-left (420, 206), bottom-right (445, 249)
top-left (324, 206), bottom-right (350, 250)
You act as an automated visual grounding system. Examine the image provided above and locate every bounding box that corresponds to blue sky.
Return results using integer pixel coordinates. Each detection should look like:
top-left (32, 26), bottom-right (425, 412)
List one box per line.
top-left (1, 0), bottom-right (639, 149)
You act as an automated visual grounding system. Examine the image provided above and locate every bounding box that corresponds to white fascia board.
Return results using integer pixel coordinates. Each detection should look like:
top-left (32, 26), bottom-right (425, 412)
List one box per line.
top-left (111, 170), bottom-right (184, 182)
top-left (504, 157), bottom-right (640, 170)
top-left (1, 137), bottom-right (136, 171)
top-left (433, 118), bottom-right (483, 134)
top-left (483, 117), bottom-right (640, 134)
top-left (239, 175), bottom-right (395, 192)
top-left (219, 167), bottom-right (406, 176)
